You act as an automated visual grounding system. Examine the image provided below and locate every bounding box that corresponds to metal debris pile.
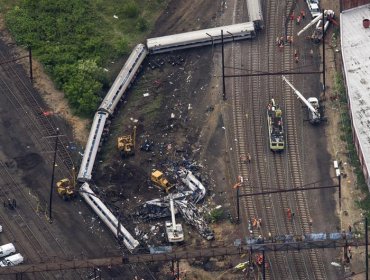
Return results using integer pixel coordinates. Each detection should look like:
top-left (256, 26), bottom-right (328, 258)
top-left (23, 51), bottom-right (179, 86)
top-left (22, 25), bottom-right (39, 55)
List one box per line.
top-left (136, 168), bottom-right (214, 241)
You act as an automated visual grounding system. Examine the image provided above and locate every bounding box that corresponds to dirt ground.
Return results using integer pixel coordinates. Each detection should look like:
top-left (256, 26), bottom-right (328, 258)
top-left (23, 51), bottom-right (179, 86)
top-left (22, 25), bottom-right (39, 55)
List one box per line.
top-left (93, 0), bottom-right (242, 277)
top-left (0, 0), bottom-right (366, 279)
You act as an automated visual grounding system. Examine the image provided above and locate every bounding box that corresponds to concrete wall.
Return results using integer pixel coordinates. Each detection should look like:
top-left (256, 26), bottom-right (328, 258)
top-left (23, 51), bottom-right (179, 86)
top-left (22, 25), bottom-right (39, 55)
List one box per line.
top-left (341, 0), bottom-right (370, 11)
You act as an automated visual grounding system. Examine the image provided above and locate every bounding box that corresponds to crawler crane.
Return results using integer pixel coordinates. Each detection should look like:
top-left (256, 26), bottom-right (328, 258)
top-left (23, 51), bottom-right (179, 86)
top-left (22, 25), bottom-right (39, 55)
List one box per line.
top-left (282, 76), bottom-right (325, 125)
top-left (165, 196), bottom-right (184, 243)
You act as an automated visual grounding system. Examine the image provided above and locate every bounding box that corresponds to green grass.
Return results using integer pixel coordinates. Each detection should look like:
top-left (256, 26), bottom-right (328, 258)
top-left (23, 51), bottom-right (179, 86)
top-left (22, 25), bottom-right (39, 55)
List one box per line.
top-left (0, 0), bottom-right (169, 116)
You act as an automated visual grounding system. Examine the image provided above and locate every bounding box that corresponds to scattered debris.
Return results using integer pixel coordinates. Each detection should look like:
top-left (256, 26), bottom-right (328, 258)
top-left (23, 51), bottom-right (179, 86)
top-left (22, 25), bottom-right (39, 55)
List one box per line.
top-left (140, 139), bottom-right (154, 152)
top-left (175, 199), bottom-right (214, 240)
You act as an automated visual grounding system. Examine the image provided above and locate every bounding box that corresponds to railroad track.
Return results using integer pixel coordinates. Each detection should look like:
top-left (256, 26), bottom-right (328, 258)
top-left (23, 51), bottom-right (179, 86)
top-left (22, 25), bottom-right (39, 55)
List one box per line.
top-left (0, 160), bottom-right (86, 279)
top-left (0, 45), bottom-right (91, 278)
top-left (236, 0), bottom-right (297, 278)
top-left (228, 0), bottom-right (330, 279)
top-left (0, 48), bottom-right (74, 180)
top-left (229, 0), bottom-right (258, 233)
top-left (280, 1), bottom-right (328, 278)
top-left (265, 1), bottom-right (312, 278)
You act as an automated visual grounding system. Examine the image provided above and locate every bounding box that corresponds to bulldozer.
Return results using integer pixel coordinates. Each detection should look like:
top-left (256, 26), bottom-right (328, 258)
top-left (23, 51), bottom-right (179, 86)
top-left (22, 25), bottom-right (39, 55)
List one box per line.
top-left (56, 178), bottom-right (76, 200)
top-left (117, 126), bottom-right (136, 157)
top-left (151, 170), bottom-right (174, 193)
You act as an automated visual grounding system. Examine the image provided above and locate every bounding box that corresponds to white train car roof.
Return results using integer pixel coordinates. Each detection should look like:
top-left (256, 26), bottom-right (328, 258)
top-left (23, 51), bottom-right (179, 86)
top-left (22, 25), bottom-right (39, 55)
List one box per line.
top-left (80, 183), bottom-right (139, 251)
top-left (99, 44), bottom-right (147, 114)
top-left (77, 111), bottom-right (108, 182)
top-left (247, 0), bottom-right (264, 24)
top-left (147, 22), bottom-right (255, 50)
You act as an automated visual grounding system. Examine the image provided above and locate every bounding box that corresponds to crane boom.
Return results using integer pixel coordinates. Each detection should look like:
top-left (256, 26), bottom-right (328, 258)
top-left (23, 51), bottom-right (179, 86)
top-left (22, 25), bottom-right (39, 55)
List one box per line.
top-left (282, 76), bottom-right (318, 116)
top-left (165, 195), bottom-right (184, 242)
top-left (170, 196), bottom-right (176, 231)
top-left (297, 10), bottom-right (335, 37)
top-left (297, 13), bottom-right (323, 36)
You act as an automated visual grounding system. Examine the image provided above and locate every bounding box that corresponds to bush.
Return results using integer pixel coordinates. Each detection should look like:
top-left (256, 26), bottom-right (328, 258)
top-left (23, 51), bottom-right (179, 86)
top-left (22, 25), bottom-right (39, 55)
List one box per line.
top-left (208, 208), bottom-right (224, 223)
top-left (136, 17), bottom-right (148, 32)
top-left (123, 2), bottom-right (139, 18)
top-left (4, 0), bottom-right (169, 116)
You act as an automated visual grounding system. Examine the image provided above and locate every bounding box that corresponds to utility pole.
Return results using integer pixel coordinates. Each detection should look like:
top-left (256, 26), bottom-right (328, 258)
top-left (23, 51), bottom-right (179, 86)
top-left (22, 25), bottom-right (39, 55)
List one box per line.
top-left (49, 128), bottom-right (59, 223)
top-left (366, 217), bottom-right (368, 280)
top-left (322, 9), bottom-right (326, 95)
top-left (334, 161), bottom-right (341, 211)
top-left (337, 171), bottom-right (341, 211)
top-left (236, 187), bottom-right (240, 224)
top-left (262, 249), bottom-right (266, 280)
top-left (28, 46), bottom-right (33, 82)
top-left (221, 29), bottom-right (226, 100)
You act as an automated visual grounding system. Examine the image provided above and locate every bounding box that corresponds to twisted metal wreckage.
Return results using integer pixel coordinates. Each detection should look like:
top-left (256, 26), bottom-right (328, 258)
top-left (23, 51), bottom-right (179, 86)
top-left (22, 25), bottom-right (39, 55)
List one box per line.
top-left (137, 169), bottom-right (214, 241)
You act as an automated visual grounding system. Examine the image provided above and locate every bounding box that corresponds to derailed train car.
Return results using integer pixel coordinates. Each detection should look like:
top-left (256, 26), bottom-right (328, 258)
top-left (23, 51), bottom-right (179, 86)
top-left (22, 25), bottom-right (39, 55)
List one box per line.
top-left (78, 44), bottom-right (147, 182)
top-left (80, 183), bottom-right (139, 251)
top-left (99, 43), bottom-right (148, 115)
top-left (247, 0), bottom-right (264, 30)
top-left (77, 111), bottom-right (108, 182)
top-left (146, 22), bottom-right (256, 54)
top-left (76, 18), bottom-right (262, 245)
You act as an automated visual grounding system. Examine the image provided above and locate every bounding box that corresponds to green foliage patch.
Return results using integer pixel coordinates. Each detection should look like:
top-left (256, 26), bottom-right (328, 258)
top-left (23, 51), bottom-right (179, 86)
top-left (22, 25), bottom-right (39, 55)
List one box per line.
top-left (3, 0), bottom-right (167, 116)
top-left (208, 208), bottom-right (224, 223)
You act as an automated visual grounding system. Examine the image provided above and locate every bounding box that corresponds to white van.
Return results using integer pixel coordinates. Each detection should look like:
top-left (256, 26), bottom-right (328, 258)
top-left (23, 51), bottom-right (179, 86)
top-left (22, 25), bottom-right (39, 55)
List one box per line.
top-left (0, 243), bottom-right (15, 258)
top-left (0, 253), bottom-right (24, 267)
top-left (306, 0), bottom-right (321, 18)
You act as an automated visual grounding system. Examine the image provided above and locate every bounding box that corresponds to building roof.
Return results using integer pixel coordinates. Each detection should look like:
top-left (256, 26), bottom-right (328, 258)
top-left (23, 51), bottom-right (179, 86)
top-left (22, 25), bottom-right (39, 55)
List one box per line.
top-left (340, 4), bottom-right (370, 177)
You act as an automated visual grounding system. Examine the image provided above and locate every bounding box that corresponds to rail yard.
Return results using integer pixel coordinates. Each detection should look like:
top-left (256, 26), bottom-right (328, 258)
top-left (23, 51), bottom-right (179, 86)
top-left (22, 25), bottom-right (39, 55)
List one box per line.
top-left (0, 0), bottom-right (365, 279)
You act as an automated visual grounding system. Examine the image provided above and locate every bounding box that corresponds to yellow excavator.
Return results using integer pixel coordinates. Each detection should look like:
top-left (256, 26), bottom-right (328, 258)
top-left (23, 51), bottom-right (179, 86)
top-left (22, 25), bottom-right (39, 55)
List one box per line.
top-left (117, 126), bottom-right (136, 157)
top-left (56, 178), bottom-right (76, 200)
top-left (151, 170), bottom-right (174, 193)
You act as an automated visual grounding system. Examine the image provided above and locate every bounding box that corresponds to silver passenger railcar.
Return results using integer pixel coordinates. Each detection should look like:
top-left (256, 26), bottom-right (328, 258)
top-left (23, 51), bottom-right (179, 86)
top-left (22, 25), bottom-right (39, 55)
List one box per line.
top-left (77, 111), bottom-right (108, 182)
top-left (99, 43), bottom-right (148, 115)
top-left (80, 183), bottom-right (139, 251)
top-left (146, 22), bottom-right (256, 54)
top-left (247, 0), bottom-right (264, 30)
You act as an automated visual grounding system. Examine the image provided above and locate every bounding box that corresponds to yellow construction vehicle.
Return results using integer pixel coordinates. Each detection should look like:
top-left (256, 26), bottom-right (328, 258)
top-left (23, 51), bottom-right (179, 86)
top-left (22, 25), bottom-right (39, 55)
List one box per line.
top-left (56, 178), bottom-right (75, 200)
top-left (117, 126), bottom-right (136, 157)
top-left (151, 170), bottom-right (174, 193)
